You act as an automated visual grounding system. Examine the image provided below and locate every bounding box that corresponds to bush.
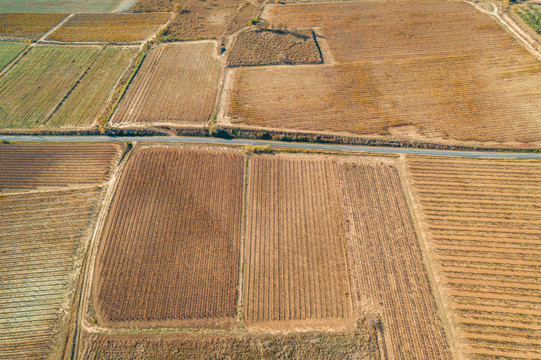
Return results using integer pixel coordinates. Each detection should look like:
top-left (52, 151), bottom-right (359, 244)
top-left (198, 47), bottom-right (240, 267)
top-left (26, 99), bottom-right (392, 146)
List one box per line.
top-left (244, 145), bottom-right (272, 153)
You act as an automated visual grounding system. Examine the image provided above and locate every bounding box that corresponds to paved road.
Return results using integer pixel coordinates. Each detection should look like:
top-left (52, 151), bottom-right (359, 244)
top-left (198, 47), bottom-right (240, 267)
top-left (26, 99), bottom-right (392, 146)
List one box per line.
top-left (1, 135), bottom-right (540, 159)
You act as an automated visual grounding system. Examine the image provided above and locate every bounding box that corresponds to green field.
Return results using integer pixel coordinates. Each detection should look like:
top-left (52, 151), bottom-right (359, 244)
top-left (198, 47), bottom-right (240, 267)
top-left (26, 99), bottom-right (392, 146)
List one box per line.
top-left (0, 43), bottom-right (27, 71)
top-left (0, 0), bottom-right (125, 13)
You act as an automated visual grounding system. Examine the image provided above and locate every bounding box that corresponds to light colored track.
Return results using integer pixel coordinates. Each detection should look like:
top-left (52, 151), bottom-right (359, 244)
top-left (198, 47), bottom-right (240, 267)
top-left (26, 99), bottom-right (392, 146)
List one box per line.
top-left (0, 136), bottom-right (540, 159)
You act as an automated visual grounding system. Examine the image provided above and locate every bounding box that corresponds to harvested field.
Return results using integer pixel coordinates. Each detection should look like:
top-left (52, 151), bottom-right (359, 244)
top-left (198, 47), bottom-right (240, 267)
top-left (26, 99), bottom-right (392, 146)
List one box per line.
top-left (0, 45), bottom-right (101, 128)
top-left (81, 325), bottom-right (379, 359)
top-left (338, 158), bottom-right (451, 359)
top-left (227, 28), bottom-right (322, 66)
top-left (45, 13), bottom-right (170, 43)
top-left (94, 147), bottom-right (244, 326)
top-left (48, 47), bottom-right (137, 127)
top-left (407, 157), bottom-right (541, 359)
top-left (244, 154), bottom-right (354, 327)
top-left (132, 0), bottom-right (177, 12)
top-left (0, 42), bottom-right (27, 71)
top-left (0, 13), bottom-right (67, 40)
top-left (112, 42), bottom-right (221, 125)
top-left (0, 143), bottom-right (122, 191)
top-left (0, 0), bottom-right (125, 13)
top-left (0, 143), bottom-right (122, 360)
top-left (225, 0), bottom-right (541, 145)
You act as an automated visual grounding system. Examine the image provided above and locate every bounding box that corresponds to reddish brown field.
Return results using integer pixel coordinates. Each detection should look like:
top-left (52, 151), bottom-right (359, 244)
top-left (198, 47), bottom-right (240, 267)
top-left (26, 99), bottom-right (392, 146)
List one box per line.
top-left (338, 158), bottom-right (451, 359)
top-left (227, 28), bottom-right (322, 67)
top-left (0, 13), bottom-right (67, 40)
top-left (225, 0), bottom-right (541, 145)
top-left (0, 142), bottom-right (123, 191)
top-left (94, 146), bottom-right (244, 326)
top-left (45, 13), bottom-right (170, 43)
top-left (243, 154), bottom-right (355, 327)
top-left (407, 157), bottom-right (541, 359)
top-left (111, 42), bottom-right (222, 125)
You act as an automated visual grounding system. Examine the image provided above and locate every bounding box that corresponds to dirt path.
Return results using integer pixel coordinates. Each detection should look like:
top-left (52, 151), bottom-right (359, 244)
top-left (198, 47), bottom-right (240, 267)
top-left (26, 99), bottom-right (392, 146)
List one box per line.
top-left (113, 0), bottom-right (136, 12)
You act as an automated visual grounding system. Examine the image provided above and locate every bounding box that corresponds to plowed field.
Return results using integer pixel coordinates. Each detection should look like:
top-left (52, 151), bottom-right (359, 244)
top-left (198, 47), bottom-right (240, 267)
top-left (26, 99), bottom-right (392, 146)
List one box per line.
top-left (94, 147), bottom-right (244, 326)
top-left (226, 0), bottom-right (541, 145)
top-left (0, 143), bottom-right (122, 360)
top-left (0, 13), bottom-right (67, 40)
top-left (407, 157), bottom-right (541, 359)
top-left (112, 42), bottom-right (222, 125)
top-left (0, 142), bottom-right (122, 191)
top-left (244, 155), bottom-right (354, 326)
top-left (46, 13), bottom-right (170, 43)
top-left (0, 42), bottom-right (27, 71)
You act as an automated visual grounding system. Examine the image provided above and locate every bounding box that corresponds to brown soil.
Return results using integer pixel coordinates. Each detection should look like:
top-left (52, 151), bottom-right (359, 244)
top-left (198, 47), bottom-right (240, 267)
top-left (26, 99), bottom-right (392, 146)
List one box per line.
top-left (0, 13), bottom-right (67, 40)
top-left (132, 0), bottom-right (177, 12)
top-left (407, 157), bottom-right (541, 359)
top-left (227, 28), bottom-right (322, 66)
top-left (112, 42), bottom-right (222, 125)
top-left (93, 146), bottom-right (244, 326)
top-left (0, 142), bottom-right (123, 192)
top-left (45, 13), bottom-right (170, 43)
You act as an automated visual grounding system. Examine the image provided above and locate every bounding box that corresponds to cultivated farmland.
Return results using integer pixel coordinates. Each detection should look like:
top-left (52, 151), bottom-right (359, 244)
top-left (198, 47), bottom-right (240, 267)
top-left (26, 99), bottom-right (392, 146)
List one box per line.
top-left (244, 154), bottom-right (355, 328)
top-left (0, 0), bottom-right (126, 13)
top-left (225, 0), bottom-right (541, 145)
top-left (0, 13), bottom-right (67, 40)
top-left (407, 157), bottom-right (541, 359)
top-left (94, 146), bottom-right (244, 327)
top-left (45, 13), bottom-right (170, 43)
top-left (0, 142), bottom-right (123, 360)
top-left (0, 42), bottom-right (27, 71)
top-left (132, 0), bottom-right (177, 12)
top-left (48, 47), bottom-right (137, 127)
top-left (112, 42), bottom-right (222, 125)
top-left (227, 28), bottom-right (322, 67)
top-left (0, 143), bottom-right (123, 191)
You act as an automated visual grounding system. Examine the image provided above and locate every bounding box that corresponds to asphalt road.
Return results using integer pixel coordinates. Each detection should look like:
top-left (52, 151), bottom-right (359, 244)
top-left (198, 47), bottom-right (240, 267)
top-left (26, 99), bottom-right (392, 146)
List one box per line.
top-left (1, 135), bottom-right (540, 159)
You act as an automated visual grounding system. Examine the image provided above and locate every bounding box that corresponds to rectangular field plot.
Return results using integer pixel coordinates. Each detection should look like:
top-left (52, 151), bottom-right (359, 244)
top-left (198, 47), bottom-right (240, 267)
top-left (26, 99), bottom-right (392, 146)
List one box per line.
top-left (244, 155), bottom-right (355, 327)
top-left (112, 42), bottom-right (222, 126)
top-left (225, 0), bottom-right (541, 145)
top-left (0, 0), bottom-right (125, 13)
top-left (0, 142), bottom-right (123, 191)
top-left (407, 157), bottom-right (541, 359)
top-left (0, 143), bottom-right (122, 360)
top-left (0, 13), bottom-right (67, 39)
top-left (0, 45), bottom-right (136, 128)
top-left (94, 147), bottom-right (244, 327)
top-left (46, 13), bottom-right (170, 43)
top-left (0, 42), bottom-right (27, 71)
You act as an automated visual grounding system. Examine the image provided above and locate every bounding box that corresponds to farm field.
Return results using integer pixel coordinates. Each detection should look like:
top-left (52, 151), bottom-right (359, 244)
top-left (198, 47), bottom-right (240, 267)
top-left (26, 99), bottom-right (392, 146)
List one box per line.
top-left (227, 28), bottom-right (322, 67)
top-left (407, 157), bottom-right (541, 359)
top-left (132, 0), bottom-right (177, 12)
top-left (112, 42), bottom-right (221, 126)
top-left (45, 13), bottom-right (170, 43)
top-left (48, 46), bottom-right (137, 127)
top-left (244, 154), bottom-right (354, 328)
top-left (0, 0), bottom-right (126, 13)
top-left (0, 13), bottom-right (67, 40)
top-left (225, 0), bottom-right (541, 145)
top-left (0, 45), bottom-right (137, 129)
top-left (0, 142), bottom-right (123, 360)
top-left (514, 2), bottom-right (541, 35)
top-left (94, 146), bottom-right (244, 327)
top-left (0, 42), bottom-right (27, 71)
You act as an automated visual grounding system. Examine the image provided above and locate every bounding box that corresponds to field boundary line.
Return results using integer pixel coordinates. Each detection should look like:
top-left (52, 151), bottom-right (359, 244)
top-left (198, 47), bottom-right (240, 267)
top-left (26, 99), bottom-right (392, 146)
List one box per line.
top-left (215, 68), bottom-right (235, 126)
top-left (113, 0), bottom-right (136, 12)
top-left (0, 183), bottom-right (107, 197)
top-left (38, 13), bottom-right (75, 43)
top-left (71, 143), bottom-right (133, 360)
top-left (396, 155), bottom-right (462, 360)
top-left (236, 152), bottom-right (250, 329)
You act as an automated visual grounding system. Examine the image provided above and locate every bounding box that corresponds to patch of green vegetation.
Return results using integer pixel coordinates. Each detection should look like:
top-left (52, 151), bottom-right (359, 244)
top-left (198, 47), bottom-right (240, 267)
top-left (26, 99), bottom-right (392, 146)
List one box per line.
top-left (516, 4), bottom-right (541, 34)
top-left (244, 145), bottom-right (272, 153)
top-left (0, 42), bottom-right (27, 72)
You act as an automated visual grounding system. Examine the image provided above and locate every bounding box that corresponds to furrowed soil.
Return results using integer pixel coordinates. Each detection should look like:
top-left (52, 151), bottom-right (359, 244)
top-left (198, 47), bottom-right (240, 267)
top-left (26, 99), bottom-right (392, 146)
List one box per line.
top-left (407, 157), bottom-right (541, 359)
top-left (226, 0), bottom-right (541, 145)
top-left (227, 28), bottom-right (322, 67)
top-left (94, 146), bottom-right (244, 327)
top-left (0, 42), bottom-right (27, 71)
top-left (0, 13), bottom-right (67, 39)
top-left (0, 143), bottom-right (123, 360)
top-left (112, 42), bottom-right (222, 125)
top-left (0, 0), bottom-right (125, 13)
top-left (80, 324), bottom-right (380, 359)
top-left (45, 13), bottom-right (170, 43)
